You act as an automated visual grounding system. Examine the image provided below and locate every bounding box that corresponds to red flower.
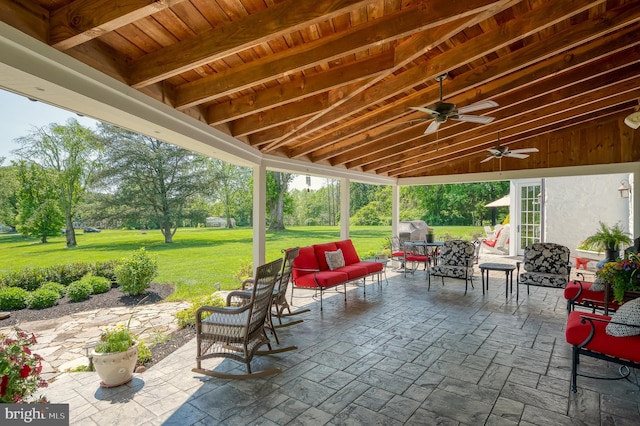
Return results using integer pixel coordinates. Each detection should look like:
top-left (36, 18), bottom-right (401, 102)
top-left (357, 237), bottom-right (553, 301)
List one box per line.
top-left (20, 364), bottom-right (31, 378)
top-left (23, 345), bottom-right (31, 355)
top-left (0, 375), bottom-right (8, 396)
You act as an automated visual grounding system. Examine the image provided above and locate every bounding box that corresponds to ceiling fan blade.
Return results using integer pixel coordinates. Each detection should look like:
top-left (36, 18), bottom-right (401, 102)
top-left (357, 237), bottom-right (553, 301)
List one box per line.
top-left (505, 153), bottom-right (530, 159)
top-left (424, 120), bottom-right (441, 135)
top-left (456, 100), bottom-right (498, 114)
top-left (454, 114), bottom-right (495, 124)
top-left (480, 155), bottom-right (495, 163)
top-left (410, 106), bottom-right (439, 116)
top-left (509, 148), bottom-right (539, 154)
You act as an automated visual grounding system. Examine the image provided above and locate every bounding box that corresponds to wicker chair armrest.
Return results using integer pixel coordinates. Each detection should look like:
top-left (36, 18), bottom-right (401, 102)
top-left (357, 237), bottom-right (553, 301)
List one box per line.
top-left (241, 278), bottom-right (254, 290)
top-left (195, 303), bottom-right (250, 323)
top-left (226, 289), bottom-right (252, 306)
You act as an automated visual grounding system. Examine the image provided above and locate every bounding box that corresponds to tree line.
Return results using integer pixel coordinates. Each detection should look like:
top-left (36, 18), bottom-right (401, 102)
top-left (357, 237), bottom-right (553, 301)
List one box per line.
top-left (0, 120), bottom-right (509, 245)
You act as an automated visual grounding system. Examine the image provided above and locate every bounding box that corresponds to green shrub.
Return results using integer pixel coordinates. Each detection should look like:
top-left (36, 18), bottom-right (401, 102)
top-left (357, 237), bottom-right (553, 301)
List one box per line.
top-left (40, 282), bottom-right (66, 298)
top-left (175, 293), bottom-right (225, 328)
top-left (94, 260), bottom-right (119, 282)
top-left (0, 268), bottom-right (48, 291)
top-left (80, 274), bottom-right (111, 294)
top-left (137, 340), bottom-right (152, 364)
top-left (26, 288), bottom-right (59, 309)
top-left (0, 287), bottom-right (28, 310)
top-left (116, 248), bottom-right (158, 296)
top-left (66, 281), bottom-right (92, 302)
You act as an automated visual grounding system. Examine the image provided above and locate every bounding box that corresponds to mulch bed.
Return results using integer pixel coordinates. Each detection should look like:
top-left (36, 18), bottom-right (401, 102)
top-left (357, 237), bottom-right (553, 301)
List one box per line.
top-left (0, 283), bottom-right (195, 370)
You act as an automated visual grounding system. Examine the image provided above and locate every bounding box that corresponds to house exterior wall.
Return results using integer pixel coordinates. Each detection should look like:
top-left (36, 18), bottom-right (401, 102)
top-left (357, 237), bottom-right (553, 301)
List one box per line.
top-left (543, 173), bottom-right (632, 254)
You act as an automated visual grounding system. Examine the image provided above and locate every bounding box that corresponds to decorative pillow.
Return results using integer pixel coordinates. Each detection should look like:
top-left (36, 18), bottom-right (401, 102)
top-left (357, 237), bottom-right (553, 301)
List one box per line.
top-left (606, 298), bottom-right (640, 337)
top-left (325, 249), bottom-right (345, 270)
top-left (590, 277), bottom-right (605, 292)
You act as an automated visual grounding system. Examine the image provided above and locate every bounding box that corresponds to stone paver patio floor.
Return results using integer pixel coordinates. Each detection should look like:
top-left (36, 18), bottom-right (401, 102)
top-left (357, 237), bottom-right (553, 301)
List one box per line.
top-left (26, 256), bottom-right (640, 424)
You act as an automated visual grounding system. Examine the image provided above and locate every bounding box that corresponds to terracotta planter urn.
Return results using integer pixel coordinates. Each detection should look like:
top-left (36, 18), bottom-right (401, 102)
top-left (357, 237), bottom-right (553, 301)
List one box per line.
top-left (92, 345), bottom-right (138, 388)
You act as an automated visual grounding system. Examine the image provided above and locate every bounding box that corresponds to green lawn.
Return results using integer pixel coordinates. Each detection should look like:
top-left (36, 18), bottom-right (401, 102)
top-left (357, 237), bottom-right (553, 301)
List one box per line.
top-left (0, 225), bottom-right (482, 300)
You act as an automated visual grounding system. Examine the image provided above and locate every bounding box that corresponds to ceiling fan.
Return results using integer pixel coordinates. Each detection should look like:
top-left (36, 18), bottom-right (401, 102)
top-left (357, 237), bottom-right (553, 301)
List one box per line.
top-left (481, 145), bottom-right (539, 163)
top-left (409, 73), bottom-right (498, 135)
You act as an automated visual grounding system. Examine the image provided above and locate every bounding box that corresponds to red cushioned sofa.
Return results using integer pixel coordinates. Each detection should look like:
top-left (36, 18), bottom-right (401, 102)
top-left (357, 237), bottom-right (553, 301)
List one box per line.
top-left (565, 310), bottom-right (640, 392)
top-left (291, 239), bottom-right (383, 310)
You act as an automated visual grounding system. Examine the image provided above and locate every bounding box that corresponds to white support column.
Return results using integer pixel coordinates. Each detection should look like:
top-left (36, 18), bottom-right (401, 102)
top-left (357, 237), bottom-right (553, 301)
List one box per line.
top-left (392, 184), bottom-right (400, 238)
top-left (252, 163), bottom-right (267, 273)
top-left (340, 178), bottom-right (350, 240)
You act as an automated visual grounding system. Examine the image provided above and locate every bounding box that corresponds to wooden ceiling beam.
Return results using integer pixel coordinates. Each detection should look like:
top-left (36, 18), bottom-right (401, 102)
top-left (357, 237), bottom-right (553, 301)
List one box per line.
top-left (260, 0), bottom-right (511, 150)
top-left (343, 40), bottom-right (640, 170)
top-left (267, 0), bottom-right (603, 150)
top-left (311, 6), bottom-right (640, 164)
top-left (206, 50), bottom-right (395, 125)
top-left (128, 0), bottom-right (377, 88)
top-left (399, 101), bottom-right (640, 177)
top-left (230, 79), bottom-right (370, 136)
top-left (380, 76), bottom-right (640, 176)
top-left (49, 0), bottom-right (190, 50)
top-left (0, 0), bottom-right (49, 43)
top-left (175, 2), bottom-right (480, 110)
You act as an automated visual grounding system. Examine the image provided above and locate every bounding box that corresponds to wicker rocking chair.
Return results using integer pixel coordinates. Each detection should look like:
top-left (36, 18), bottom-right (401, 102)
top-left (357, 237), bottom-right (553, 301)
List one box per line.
top-left (193, 257), bottom-right (295, 379)
top-left (271, 247), bottom-right (310, 332)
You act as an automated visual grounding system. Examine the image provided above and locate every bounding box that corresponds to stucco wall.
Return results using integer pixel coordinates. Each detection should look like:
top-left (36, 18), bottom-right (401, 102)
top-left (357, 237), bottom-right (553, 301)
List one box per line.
top-left (543, 173), bottom-right (632, 253)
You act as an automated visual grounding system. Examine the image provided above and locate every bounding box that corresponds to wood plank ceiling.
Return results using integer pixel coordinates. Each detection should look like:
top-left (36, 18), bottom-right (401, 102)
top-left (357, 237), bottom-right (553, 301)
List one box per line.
top-left (2, 0), bottom-right (640, 179)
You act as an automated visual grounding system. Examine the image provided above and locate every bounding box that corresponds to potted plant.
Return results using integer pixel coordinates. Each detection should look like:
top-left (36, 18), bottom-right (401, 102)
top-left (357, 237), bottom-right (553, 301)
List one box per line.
top-left (582, 221), bottom-right (632, 262)
top-left (597, 253), bottom-right (640, 304)
top-left (426, 227), bottom-right (435, 243)
top-left (92, 321), bottom-right (138, 388)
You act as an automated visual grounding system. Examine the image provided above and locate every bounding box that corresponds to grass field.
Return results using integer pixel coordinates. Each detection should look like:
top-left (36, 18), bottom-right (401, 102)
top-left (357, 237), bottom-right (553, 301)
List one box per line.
top-left (0, 226), bottom-right (483, 300)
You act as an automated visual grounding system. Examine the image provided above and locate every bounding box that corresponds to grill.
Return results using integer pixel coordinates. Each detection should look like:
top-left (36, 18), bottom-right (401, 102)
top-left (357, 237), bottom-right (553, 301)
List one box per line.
top-left (398, 220), bottom-right (428, 244)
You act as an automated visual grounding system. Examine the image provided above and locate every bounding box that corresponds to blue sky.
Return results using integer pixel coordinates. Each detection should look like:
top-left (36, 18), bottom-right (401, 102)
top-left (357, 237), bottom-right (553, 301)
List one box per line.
top-left (0, 89), bottom-right (98, 161)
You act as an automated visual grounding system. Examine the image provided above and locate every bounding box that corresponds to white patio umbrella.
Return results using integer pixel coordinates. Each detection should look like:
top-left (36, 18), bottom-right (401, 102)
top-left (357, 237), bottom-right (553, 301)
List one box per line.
top-left (485, 195), bottom-right (510, 208)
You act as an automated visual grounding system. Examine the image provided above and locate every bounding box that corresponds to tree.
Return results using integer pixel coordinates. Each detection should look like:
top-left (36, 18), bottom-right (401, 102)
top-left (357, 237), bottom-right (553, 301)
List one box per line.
top-left (97, 124), bottom-right (213, 242)
top-left (0, 161), bottom-right (20, 229)
top-left (208, 160), bottom-right (251, 228)
top-left (14, 119), bottom-right (100, 247)
top-left (15, 161), bottom-right (64, 243)
top-left (267, 172), bottom-right (293, 230)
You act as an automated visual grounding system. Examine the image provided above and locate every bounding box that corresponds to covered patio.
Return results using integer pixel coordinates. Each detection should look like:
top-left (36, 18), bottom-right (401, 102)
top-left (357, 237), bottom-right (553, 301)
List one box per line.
top-left (45, 264), bottom-right (640, 425)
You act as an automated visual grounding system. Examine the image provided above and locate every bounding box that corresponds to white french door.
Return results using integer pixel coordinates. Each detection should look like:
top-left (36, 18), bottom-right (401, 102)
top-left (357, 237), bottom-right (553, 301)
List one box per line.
top-left (516, 182), bottom-right (542, 255)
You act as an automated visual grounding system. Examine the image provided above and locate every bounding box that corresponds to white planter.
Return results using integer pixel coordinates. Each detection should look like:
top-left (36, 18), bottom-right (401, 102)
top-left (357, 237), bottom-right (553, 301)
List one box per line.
top-left (574, 249), bottom-right (605, 261)
top-left (92, 345), bottom-right (138, 388)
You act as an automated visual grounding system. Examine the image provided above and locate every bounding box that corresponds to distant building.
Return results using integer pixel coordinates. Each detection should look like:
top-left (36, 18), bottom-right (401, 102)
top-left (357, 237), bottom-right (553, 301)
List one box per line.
top-left (205, 217), bottom-right (236, 228)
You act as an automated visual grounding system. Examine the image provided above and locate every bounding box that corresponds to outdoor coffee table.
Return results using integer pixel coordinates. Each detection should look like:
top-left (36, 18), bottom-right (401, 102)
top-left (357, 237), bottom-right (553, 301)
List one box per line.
top-left (479, 262), bottom-right (518, 300)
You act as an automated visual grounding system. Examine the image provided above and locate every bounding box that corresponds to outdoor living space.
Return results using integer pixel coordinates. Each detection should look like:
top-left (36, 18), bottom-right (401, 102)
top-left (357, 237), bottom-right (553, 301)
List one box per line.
top-left (43, 257), bottom-right (640, 426)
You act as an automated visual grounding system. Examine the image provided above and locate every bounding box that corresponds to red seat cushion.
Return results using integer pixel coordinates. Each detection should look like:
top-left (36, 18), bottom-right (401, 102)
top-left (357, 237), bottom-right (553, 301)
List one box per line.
top-left (564, 281), bottom-right (621, 309)
top-left (294, 270), bottom-right (349, 288)
top-left (566, 311), bottom-right (640, 361)
top-left (335, 240), bottom-right (360, 265)
top-left (483, 239), bottom-right (497, 248)
top-left (338, 263), bottom-right (370, 279)
top-left (360, 261), bottom-right (383, 274)
top-left (406, 254), bottom-right (428, 262)
top-left (313, 242), bottom-right (339, 271)
top-left (292, 246), bottom-right (319, 279)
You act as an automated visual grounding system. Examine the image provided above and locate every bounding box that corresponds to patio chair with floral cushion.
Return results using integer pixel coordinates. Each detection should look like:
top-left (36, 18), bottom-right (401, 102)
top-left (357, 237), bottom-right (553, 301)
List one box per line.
top-left (517, 242), bottom-right (571, 295)
top-left (193, 257), bottom-right (296, 379)
top-left (428, 240), bottom-right (476, 295)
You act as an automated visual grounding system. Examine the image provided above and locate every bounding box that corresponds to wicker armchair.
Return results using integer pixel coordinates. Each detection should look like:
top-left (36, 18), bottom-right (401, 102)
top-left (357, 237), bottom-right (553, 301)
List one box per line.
top-left (193, 257), bottom-right (292, 379)
top-left (428, 240), bottom-right (475, 295)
